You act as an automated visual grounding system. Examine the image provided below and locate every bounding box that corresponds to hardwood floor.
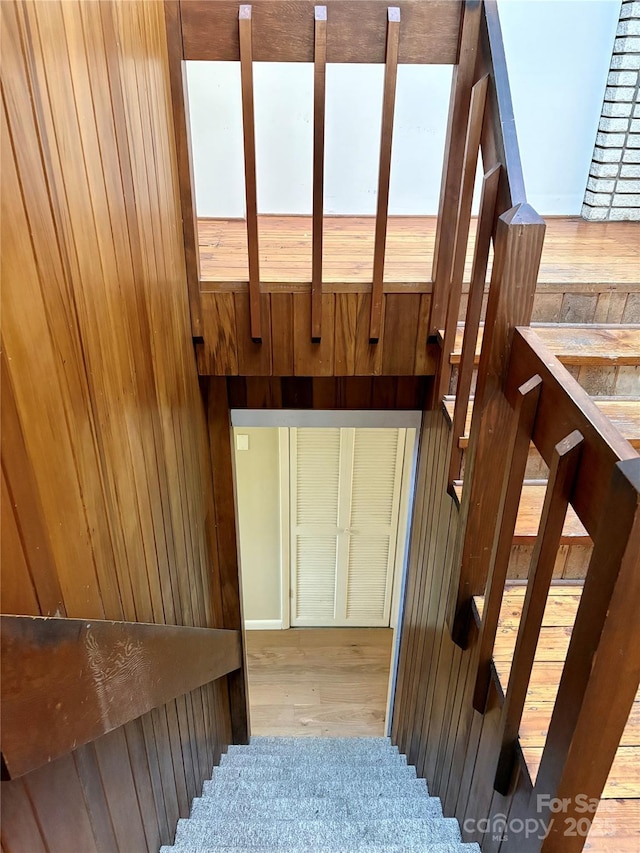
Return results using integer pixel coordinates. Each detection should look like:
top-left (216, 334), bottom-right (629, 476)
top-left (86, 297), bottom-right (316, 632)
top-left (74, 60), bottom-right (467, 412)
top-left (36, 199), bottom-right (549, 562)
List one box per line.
top-left (245, 628), bottom-right (393, 737)
top-left (198, 216), bottom-right (640, 287)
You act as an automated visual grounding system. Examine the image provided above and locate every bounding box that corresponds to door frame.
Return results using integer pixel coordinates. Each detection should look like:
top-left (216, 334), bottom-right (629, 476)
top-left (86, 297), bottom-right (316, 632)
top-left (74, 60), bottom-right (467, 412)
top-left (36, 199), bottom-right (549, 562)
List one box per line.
top-left (230, 407), bottom-right (422, 733)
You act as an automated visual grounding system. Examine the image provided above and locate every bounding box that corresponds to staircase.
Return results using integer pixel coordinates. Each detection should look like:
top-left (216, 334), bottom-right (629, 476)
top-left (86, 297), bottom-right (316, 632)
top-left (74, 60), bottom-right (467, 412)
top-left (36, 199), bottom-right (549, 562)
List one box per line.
top-left (160, 737), bottom-right (481, 853)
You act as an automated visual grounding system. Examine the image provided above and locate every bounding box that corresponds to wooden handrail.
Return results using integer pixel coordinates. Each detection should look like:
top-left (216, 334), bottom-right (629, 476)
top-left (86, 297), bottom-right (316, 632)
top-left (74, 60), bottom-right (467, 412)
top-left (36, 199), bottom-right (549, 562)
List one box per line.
top-left (0, 616), bottom-right (241, 779)
top-left (536, 458), bottom-right (640, 851)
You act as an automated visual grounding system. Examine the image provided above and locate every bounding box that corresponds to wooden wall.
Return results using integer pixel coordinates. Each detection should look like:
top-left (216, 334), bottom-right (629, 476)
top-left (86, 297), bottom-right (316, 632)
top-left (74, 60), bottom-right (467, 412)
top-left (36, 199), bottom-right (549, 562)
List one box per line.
top-left (1, 2), bottom-right (234, 849)
top-left (197, 291), bottom-right (438, 376)
top-left (392, 409), bottom-right (532, 848)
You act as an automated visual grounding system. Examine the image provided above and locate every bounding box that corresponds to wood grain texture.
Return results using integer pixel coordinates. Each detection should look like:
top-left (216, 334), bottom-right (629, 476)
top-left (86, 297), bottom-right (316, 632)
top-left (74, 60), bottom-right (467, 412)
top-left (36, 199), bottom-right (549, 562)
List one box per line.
top-left (1, 616), bottom-right (241, 779)
top-left (452, 204), bottom-right (545, 644)
top-left (311, 5), bottom-right (327, 340)
top-left (181, 0), bottom-right (462, 63)
top-left (246, 628), bottom-right (393, 736)
top-left (1, 2), bottom-right (234, 848)
top-left (239, 5), bottom-right (262, 340)
top-left (198, 217), bottom-right (640, 289)
top-left (370, 7), bottom-right (401, 341)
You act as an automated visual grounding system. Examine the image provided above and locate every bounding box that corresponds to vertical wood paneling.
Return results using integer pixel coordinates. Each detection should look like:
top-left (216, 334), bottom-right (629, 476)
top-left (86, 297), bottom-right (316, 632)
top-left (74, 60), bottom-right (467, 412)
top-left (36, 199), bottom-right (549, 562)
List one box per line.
top-left (293, 292), bottom-right (335, 376)
top-left (1, 2), bottom-right (233, 851)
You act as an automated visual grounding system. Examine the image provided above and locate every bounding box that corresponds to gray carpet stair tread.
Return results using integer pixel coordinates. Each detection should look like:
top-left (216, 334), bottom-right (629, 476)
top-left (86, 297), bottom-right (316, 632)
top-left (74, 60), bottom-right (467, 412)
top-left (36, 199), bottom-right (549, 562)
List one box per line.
top-left (220, 751), bottom-right (407, 766)
top-left (202, 776), bottom-right (429, 798)
top-left (210, 765), bottom-right (417, 781)
top-left (173, 817), bottom-right (463, 847)
top-left (190, 795), bottom-right (443, 820)
top-left (162, 845), bottom-right (481, 853)
top-left (161, 737), bottom-right (481, 853)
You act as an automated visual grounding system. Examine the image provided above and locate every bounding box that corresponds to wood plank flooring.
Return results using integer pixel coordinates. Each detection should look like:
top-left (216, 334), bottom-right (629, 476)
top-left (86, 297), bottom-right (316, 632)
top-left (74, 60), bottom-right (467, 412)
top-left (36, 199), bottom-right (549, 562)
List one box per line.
top-left (245, 628), bottom-right (393, 737)
top-left (198, 216), bottom-right (640, 286)
top-left (475, 585), bottom-right (640, 853)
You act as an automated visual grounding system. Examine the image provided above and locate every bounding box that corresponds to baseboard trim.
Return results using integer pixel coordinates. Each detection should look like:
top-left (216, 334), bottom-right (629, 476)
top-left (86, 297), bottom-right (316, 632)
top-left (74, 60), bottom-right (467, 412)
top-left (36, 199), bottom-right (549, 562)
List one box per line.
top-left (244, 619), bottom-right (284, 631)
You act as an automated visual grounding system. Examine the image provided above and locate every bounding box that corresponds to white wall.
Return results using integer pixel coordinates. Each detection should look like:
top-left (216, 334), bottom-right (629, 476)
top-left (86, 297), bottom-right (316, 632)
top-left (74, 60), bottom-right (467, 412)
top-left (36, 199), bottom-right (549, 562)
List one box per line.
top-left (233, 427), bottom-right (282, 624)
top-left (186, 0), bottom-right (619, 218)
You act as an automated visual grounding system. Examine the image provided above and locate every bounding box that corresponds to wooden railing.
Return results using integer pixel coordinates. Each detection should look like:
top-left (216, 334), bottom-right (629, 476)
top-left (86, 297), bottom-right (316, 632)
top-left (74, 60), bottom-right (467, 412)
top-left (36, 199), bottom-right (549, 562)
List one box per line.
top-left (453, 329), bottom-right (640, 851)
top-left (167, 0), bottom-right (544, 378)
top-left (0, 616), bottom-right (242, 779)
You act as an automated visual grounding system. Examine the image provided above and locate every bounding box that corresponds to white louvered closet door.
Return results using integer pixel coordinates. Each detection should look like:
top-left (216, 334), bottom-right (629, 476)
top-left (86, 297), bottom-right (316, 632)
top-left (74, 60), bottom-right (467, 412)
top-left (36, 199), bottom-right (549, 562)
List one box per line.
top-left (290, 427), bottom-right (406, 627)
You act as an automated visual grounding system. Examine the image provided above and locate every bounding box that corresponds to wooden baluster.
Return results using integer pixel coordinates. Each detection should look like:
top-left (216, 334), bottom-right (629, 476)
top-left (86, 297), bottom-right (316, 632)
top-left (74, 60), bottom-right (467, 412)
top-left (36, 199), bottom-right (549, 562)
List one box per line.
top-left (239, 5), bottom-right (261, 341)
top-left (430, 0), bottom-right (482, 336)
top-left (451, 204), bottom-right (545, 648)
top-left (435, 73), bottom-right (488, 402)
top-left (311, 6), bottom-right (327, 342)
top-left (447, 164), bottom-right (500, 486)
top-left (493, 429), bottom-right (584, 795)
top-left (369, 7), bottom-right (400, 342)
top-left (534, 458), bottom-right (640, 852)
top-left (472, 373), bottom-right (541, 714)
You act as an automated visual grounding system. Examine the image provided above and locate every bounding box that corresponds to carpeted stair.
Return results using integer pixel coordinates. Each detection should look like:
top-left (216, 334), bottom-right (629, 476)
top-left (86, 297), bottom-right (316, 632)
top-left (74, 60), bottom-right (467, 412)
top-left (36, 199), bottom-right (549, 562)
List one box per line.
top-left (160, 736), bottom-right (480, 853)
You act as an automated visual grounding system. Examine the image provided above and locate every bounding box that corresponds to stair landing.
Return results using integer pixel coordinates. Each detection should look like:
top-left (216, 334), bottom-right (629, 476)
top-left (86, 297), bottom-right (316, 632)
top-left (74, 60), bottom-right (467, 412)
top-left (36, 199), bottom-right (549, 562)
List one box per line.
top-left (474, 585), bottom-right (640, 853)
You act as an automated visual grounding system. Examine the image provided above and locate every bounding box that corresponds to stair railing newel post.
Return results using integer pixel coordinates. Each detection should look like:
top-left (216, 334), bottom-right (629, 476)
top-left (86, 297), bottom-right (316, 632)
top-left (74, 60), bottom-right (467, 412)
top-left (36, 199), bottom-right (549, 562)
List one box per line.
top-left (448, 204), bottom-right (545, 649)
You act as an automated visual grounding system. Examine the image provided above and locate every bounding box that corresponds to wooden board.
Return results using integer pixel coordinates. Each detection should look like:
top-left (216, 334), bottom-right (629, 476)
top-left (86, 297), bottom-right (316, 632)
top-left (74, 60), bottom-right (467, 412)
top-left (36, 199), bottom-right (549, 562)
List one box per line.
top-left (1, 1), bottom-right (234, 849)
top-left (1, 616), bottom-right (241, 778)
top-left (181, 0), bottom-right (462, 63)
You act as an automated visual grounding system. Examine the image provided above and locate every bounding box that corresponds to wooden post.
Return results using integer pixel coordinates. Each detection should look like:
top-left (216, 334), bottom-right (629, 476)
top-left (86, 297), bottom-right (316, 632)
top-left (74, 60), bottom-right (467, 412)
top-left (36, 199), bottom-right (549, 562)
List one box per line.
top-left (447, 164), bottom-right (501, 485)
top-left (239, 5), bottom-right (262, 341)
top-left (164, 1), bottom-right (203, 339)
top-left (535, 458), bottom-right (640, 852)
top-left (493, 430), bottom-right (583, 794)
top-left (429, 0), bottom-right (482, 336)
top-left (207, 379), bottom-right (250, 744)
top-left (311, 6), bottom-right (327, 341)
top-left (369, 7), bottom-right (400, 342)
top-left (450, 203), bottom-right (545, 648)
top-left (472, 373), bottom-right (541, 713)
top-left (434, 73), bottom-right (488, 402)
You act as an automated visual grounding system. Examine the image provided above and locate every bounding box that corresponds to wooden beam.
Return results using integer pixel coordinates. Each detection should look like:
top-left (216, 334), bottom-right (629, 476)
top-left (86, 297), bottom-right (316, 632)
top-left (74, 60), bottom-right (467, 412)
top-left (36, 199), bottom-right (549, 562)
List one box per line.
top-left (0, 616), bottom-right (241, 779)
top-left (370, 7), bottom-right (400, 342)
top-left (239, 5), bottom-right (262, 341)
top-left (181, 0), bottom-right (462, 63)
top-left (312, 6), bottom-right (327, 341)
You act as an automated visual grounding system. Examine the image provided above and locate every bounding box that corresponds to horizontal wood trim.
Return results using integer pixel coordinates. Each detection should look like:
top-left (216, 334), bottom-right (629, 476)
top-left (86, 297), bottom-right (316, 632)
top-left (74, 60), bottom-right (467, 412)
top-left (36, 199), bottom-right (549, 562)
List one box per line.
top-left (1, 616), bottom-right (241, 779)
top-left (180, 0), bottom-right (462, 63)
top-left (200, 281), bottom-right (434, 294)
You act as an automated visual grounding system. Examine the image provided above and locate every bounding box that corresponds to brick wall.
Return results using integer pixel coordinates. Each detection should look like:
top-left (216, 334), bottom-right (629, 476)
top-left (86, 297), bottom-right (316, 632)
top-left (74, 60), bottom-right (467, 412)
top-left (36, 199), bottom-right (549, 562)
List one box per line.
top-left (583, 0), bottom-right (640, 221)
